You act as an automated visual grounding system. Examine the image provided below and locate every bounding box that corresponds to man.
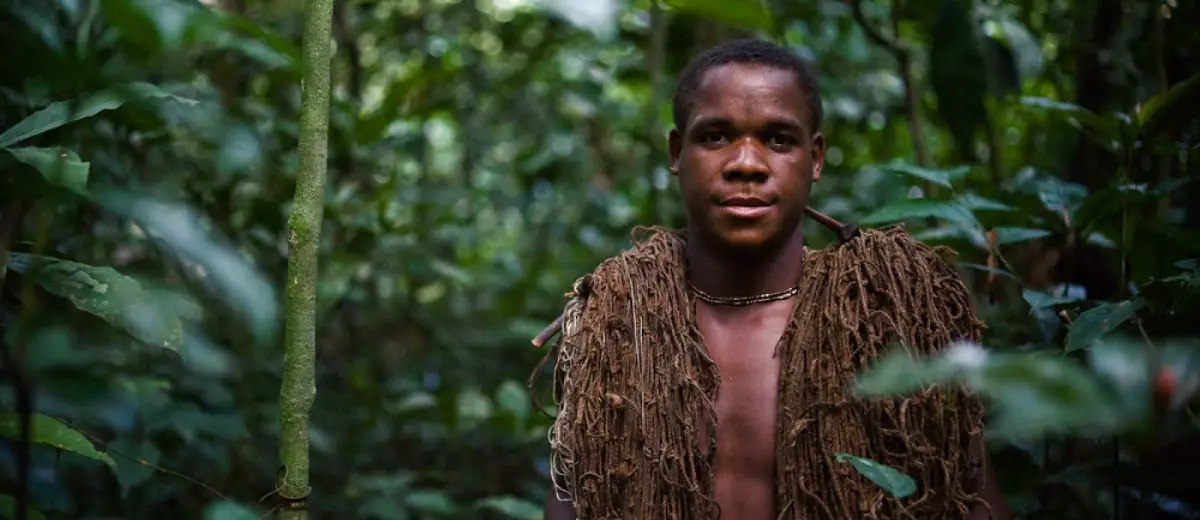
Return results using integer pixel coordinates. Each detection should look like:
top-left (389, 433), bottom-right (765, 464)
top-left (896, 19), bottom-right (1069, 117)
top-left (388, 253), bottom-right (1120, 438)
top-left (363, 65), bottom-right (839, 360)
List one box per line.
top-left (537, 38), bottom-right (1009, 520)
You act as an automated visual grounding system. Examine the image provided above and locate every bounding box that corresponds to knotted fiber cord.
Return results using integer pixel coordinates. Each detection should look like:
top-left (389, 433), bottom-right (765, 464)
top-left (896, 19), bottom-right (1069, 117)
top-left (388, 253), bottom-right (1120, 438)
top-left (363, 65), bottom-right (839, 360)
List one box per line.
top-left (537, 225), bottom-right (986, 519)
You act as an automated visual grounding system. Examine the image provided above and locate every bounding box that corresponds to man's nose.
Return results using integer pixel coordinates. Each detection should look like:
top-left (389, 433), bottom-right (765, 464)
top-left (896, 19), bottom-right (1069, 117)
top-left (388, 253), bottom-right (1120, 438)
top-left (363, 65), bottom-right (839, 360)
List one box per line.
top-left (722, 138), bottom-right (769, 182)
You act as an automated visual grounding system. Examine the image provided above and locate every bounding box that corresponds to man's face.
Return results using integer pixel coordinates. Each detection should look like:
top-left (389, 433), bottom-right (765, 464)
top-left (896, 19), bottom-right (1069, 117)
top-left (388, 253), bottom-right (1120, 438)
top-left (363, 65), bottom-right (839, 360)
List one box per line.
top-left (668, 63), bottom-right (825, 253)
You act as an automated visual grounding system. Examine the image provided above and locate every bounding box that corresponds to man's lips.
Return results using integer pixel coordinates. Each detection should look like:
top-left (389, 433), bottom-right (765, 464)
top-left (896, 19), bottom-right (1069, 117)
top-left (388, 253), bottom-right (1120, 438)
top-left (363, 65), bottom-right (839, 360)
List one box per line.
top-left (718, 196), bottom-right (773, 218)
top-left (719, 196), bottom-right (772, 207)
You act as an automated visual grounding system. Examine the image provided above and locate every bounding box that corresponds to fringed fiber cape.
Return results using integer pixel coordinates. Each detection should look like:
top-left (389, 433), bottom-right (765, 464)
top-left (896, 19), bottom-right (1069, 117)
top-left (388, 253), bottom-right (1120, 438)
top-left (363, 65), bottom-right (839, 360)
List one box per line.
top-left (540, 225), bottom-right (987, 519)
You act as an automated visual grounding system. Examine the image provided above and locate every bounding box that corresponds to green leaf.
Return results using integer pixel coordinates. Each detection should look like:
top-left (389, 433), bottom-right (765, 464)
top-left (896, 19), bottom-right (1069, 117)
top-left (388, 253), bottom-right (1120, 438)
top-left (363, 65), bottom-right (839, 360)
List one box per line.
top-left (430, 259), bottom-right (472, 285)
top-left (993, 227), bottom-right (1052, 245)
top-left (456, 388), bottom-right (493, 427)
top-left (495, 379), bottom-right (532, 426)
top-left (0, 412), bottom-right (115, 467)
top-left (1065, 299), bottom-right (1145, 352)
top-left (533, 0), bottom-right (620, 40)
top-left (1022, 289), bottom-right (1082, 313)
top-left (0, 82), bottom-right (198, 148)
top-left (478, 495), bottom-right (543, 519)
top-left (1073, 181), bottom-right (1191, 232)
top-left (90, 191), bottom-right (278, 346)
top-left (152, 403), bottom-right (247, 441)
top-left (1007, 168), bottom-right (1090, 218)
top-left (110, 437), bottom-right (160, 497)
top-left (202, 500), bottom-right (260, 520)
top-left (6, 253), bottom-right (187, 351)
top-left (974, 4), bottom-right (1044, 79)
top-left (833, 453), bottom-right (916, 499)
top-left (879, 163), bottom-right (970, 189)
top-left (1137, 72), bottom-right (1200, 138)
top-left (957, 193), bottom-right (1016, 212)
top-left (855, 346), bottom-right (1125, 441)
top-left (1019, 96), bottom-right (1124, 151)
top-left (0, 495), bottom-right (47, 520)
top-left (975, 353), bottom-right (1119, 441)
top-left (862, 199), bottom-right (979, 227)
top-left (6, 146), bottom-right (90, 195)
top-left (662, 0), bottom-right (774, 32)
top-left (853, 347), bottom-right (959, 397)
top-left (406, 489), bottom-right (457, 515)
top-left (1087, 339), bottom-right (1153, 427)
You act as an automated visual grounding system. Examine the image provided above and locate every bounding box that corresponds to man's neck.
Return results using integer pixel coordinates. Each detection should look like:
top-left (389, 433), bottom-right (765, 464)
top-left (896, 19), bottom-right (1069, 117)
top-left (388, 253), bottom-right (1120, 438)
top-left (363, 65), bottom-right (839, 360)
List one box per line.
top-left (684, 227), bottom-right (807, 299)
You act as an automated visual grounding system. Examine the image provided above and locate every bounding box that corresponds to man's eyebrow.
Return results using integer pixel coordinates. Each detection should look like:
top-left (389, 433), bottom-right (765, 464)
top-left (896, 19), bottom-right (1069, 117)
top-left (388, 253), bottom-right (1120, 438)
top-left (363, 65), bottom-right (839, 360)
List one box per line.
top-left (763, 116), bottom-right (805, 132)
top-left (687, 116), bottom-right (729, 130)
top-left (688, 115), bottom-right (807, 133)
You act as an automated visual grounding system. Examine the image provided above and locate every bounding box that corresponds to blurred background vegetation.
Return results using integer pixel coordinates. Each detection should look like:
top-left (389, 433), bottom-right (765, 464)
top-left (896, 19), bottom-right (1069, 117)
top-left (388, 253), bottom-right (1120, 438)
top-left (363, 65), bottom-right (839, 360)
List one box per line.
top-left (0, 0), bottom-right (1197, 518)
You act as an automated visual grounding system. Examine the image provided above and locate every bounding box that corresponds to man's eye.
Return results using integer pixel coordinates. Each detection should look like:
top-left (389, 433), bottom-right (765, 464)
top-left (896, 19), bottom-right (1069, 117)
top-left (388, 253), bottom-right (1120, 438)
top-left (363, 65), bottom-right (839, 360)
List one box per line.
top-left (702, 131), bottom-right (727, 144)
top-left (766, 134), bottom-right (794, 149)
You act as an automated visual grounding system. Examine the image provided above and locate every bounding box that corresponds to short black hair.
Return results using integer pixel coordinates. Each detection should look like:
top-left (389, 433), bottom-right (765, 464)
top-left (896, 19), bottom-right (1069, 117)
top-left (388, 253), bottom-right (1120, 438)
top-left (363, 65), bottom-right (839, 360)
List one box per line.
top-left (671, 38), bottom-right (823, 134)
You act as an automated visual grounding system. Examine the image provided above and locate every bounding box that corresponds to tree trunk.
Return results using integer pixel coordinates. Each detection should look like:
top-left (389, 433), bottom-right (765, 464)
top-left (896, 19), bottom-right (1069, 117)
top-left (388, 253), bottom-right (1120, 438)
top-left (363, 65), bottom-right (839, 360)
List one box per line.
top-left (277, 0), bottom-right (334, 516)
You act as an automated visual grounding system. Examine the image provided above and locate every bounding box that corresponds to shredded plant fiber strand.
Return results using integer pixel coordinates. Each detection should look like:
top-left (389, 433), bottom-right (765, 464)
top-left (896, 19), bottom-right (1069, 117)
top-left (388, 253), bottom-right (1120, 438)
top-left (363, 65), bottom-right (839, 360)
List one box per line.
top-left (535, 225), bottom-right (987, 519)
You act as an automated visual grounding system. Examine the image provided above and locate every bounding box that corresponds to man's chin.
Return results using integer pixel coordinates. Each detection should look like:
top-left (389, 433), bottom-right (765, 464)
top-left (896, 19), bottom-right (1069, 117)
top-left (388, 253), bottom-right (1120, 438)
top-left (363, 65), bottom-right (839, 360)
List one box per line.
top-left (709, 229), bottom-right (784, 254)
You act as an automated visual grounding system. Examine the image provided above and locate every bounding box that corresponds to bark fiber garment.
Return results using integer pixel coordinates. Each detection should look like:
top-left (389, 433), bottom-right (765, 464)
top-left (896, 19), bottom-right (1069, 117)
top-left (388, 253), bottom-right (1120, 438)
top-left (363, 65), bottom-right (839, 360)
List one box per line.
top-left (539, 225), bottom-right (987, 520)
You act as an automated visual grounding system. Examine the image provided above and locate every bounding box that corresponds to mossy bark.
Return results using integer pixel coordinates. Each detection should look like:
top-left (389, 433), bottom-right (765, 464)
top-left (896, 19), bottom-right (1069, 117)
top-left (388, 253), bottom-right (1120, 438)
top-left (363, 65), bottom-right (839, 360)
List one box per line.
top-left (278, 0), bottom-right (334, 517)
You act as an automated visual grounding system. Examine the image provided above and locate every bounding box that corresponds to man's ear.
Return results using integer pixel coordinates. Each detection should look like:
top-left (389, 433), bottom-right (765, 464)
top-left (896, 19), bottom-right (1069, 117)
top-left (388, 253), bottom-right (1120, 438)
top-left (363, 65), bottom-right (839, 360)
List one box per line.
top-left (668, 128), bottom-right (682, 175)
top-left (810, 132), bottom-right (826, 182)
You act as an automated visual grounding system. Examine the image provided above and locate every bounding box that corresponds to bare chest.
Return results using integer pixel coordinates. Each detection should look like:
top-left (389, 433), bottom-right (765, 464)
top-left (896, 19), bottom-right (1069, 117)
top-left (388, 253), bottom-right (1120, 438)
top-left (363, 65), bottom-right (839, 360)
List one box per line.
top-left (695, 302), bottom-right (793, 516)
top-left (702, 311), bottom-right (785, 443)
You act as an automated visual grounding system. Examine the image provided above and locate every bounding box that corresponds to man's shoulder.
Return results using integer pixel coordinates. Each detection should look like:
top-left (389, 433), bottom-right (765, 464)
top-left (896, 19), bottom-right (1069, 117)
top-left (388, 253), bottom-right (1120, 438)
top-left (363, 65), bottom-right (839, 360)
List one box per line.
top-left (577, 226), bottom-right (687, 283)
top-left (811, 224), bottom-right (964, 277)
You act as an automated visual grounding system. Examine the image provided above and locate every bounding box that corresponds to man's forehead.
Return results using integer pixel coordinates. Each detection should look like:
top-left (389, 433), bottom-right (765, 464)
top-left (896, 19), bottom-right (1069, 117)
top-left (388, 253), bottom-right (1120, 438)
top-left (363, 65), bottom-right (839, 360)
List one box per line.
top-left (688, 64), bottom-right (809, 128)
top-left (696, 63), bottom-right (798, 95)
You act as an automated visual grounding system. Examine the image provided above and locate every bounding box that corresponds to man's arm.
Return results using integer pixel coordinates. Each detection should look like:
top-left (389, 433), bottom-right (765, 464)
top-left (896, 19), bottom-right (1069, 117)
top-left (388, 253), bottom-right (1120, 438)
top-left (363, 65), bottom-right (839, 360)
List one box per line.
top-left (544, 486), bottom-right (576, 520)
top-left (967, 431), bottom-right (1010, 520)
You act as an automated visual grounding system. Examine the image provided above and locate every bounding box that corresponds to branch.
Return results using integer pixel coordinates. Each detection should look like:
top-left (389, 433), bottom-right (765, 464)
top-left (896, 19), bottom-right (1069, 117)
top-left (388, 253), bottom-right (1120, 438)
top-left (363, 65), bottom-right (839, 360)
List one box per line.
top-left (0, 202), bottom-right (30, 520)
top-left (78, 429), bottom-right (234, 502)
top-left (848, 0), bottom-right (907, 60)
top-left (848, 0), bottom-right (932, 170)
top-left (278, 0), bottom-right (335, 516)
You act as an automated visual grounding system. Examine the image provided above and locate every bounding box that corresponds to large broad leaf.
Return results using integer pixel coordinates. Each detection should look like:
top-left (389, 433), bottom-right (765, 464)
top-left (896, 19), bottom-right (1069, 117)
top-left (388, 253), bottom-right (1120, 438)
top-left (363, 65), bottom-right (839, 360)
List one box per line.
top-left (202, 500), bottom-right (260, 520)
top-left (662, 0), bottom-right (774, 32)
top-left (957, 193), bottom-right (1016, 212)
top-left (407, 489), bottom-right (457, 515)
top-left (1065, 299), bottom-right (1144, 352)
top-left (0, 82), bottom-right (197, 148)
top-left (6, 146), bottom-right (90, 195)
top-left (1086, 339), bottom-right (1153, 429)
top-left (1019, 97), bottom-right (1126, 152)
top-left (0, 495), bottom-right (47, 520)
top-left (1073, 180), bottom-right (1191, 233)
top-left (534, 0), bottom-right (621, 39)
top-left (109, 437), bottom-right (161, 497)
top-left (1006, 167), bottom-right (1090, 219)
top-left (495, 379), bottom-right (532, 427)
top-left (477, 496), bottom-right (543, 519)
top-left (854, 343), bottom-right (1125, 441)
top-left (973, 4), bottom-right (1044, 79)
top-left (6, 253), bottom-right (190, 351)
top-left (1022, 288), bottom-right (1082, 313)
top-left (833, 453), bottom-right (916, 499)
top-left (879, 163), bottom-right (970, 189)
top-left (90, 192), bottom-right (278, 346)
top-left (456, 388), bottom-right (494, 427)
top-left (861, 199), bottom-right (983, 232)
top-left (993, 227), bottom-right (1053, 245)
top-left (0, 412), bottom-right (115, 467)
top-left (1137, 72), bottom-right (1200, 138)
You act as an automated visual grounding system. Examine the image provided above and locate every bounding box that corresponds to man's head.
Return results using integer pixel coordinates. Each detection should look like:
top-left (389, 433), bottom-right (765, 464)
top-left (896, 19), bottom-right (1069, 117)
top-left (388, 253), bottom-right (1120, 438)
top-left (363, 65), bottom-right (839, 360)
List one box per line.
top-left (668, 39), bottom-right (825, 255)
